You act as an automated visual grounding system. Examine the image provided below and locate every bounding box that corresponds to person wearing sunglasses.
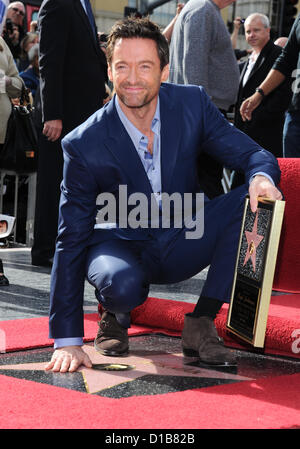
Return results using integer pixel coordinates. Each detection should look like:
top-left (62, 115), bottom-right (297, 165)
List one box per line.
top-left (6, 2), bottom-right (25, 26)
top-left (3, 2), bottom-right (26, 61)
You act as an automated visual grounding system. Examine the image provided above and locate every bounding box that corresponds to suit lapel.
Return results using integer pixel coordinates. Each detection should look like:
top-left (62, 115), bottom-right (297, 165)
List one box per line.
top-left (239, 60), bottom-right (249, 87)
top-left (74, 0), bottom-right (99, 54)
top-left (242, 40), bottom-right (272, 88)
top-left (159, 85), bottom-right (182, 194)
top-left (247, 52), bottom-right (266, 81)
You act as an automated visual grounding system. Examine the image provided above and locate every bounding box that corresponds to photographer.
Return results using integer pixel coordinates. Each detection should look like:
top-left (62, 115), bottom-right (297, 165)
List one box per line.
top-left (2, 2), bottom-right (26, 62)
top-left (231, 17), bottom-right (252, 61)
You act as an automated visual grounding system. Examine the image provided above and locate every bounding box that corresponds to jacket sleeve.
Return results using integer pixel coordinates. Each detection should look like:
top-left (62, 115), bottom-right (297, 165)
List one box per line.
top-left (180, 9), bottom-right (214, 88)
top-left (253, 76), bottom-right (292, 119)
top-left (273, 15), bottom-right (300, 77)
top-left (49, 134), bottom-right (99, 339)
top-left (38, 0), bottom-right (71, 122)
top-left (1, 37), bottom-right (23, 98)
top-left (197, 87), bottom-right (281, 185)
top-left (253, 46), bottom-right (292, 117)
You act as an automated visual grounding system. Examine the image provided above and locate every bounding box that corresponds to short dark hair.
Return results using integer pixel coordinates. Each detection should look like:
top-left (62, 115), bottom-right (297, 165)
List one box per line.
top-left (106, 16), bottom-right (169, 70)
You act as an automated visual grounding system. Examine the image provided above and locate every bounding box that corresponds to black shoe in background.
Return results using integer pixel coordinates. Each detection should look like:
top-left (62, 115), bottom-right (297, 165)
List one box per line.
top-left (31, 257), bottom-right (53, 267)
top-left (0, 274), bottom-right (9, 286)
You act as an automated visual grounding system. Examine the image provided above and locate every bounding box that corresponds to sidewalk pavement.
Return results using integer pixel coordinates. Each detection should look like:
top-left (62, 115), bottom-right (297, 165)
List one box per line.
top-left (0, 247), bottom-right (206, 321)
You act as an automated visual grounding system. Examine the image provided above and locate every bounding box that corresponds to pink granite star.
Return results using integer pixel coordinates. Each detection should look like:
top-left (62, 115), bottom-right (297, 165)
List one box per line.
top-left (243, 211), bottom-right (264, 272)
top-left (0, 344), bottom-right (252, 394)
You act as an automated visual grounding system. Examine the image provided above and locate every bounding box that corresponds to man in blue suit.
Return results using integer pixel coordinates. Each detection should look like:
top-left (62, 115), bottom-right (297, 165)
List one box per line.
top-left (45, 17), bottom-right (282, 373)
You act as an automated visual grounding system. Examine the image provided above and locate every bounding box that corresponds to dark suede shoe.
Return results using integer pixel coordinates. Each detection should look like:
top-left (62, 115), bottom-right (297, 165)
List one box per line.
top-left (182, 314), bottom-right (237, 366)
top-left (0, 274), bottom-right (9, 286)
top-left (94, 310), bottom-right (129, 356)
top-left (31, 257), bottom-right (53, 267)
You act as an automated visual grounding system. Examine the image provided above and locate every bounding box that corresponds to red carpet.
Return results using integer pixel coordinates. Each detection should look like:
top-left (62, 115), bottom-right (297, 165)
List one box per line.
top-left (1, 159), bottom-right (299, 430)
top-left (0, 371), bottom-right (299, 429)
top-left (0, 295), bottom-right (299, 429)
top-left (1, 295), bottom-right (299, 359)
top-left (273, 159), bottom-right (300, 293)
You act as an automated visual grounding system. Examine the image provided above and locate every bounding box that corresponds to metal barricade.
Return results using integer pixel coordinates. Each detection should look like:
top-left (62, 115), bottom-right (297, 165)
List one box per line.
top-left (0, 170), bottom-right (36, 246)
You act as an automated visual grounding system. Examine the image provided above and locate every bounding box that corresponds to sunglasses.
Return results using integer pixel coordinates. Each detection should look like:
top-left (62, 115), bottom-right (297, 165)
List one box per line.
top-left (12, 7), bottom-right (25, 16)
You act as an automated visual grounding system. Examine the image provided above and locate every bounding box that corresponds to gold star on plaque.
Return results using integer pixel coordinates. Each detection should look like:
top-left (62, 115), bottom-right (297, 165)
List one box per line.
top-left (243, 211), bottom-right (264, 272)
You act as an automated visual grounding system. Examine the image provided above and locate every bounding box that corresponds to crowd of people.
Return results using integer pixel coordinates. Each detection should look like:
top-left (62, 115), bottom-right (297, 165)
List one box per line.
top-left (1, 2), bottom-right (39, 97)
top-left (0, 0), bottom-right (299, 372)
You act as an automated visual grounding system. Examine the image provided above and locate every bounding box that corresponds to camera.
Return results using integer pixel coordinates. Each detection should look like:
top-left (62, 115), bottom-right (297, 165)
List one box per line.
top-left (99, 33), bottom-right (108, 43)
top-left (5, 18), bottom-right (14, 34)
top-left (239, 18), bottom-right (245, 24)
top-left (98, 33), bottom-right (108, 49)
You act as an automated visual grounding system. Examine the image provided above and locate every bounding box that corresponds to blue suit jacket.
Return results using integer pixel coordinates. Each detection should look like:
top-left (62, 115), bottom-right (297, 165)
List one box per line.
top-left (49, 83), bottom-right (280, 339)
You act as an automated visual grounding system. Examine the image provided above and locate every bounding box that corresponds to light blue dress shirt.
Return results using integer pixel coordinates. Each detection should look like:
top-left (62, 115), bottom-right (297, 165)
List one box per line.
top-left (80, 0), bottom-right (87, 14)
top-left (115, 96), bottom-right (162, 204)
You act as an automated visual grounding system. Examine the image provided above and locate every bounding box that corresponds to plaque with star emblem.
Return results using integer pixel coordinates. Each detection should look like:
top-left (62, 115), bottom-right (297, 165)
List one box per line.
top-left (226, 197), bottom-right (285, 347)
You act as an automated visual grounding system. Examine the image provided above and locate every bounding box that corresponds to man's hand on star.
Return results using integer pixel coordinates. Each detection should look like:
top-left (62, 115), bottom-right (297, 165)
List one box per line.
top-left (249, 175), bottom-right (282, 213)
top-left (45, 346), bottom-right (92, 373)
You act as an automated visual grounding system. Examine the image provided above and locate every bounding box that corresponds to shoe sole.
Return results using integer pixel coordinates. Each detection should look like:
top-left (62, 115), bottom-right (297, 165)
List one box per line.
top-left (94, 341), bottom-right (129, 357)
top-left (198, 359), bottom-right (237, 367)
top-left (182, 348), bottom-right (237, 367)
top-left (182, 347), bottom-right (198, 357)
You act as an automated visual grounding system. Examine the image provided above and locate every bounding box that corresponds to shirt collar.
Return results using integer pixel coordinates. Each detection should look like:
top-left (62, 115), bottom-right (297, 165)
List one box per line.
top-left (80, 0), bottom-right (87, 13)
top-left (115, 95), bottom-right (161, 150)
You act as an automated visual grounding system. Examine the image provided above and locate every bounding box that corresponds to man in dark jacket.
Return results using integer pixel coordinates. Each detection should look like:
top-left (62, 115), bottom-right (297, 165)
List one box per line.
top-left (240, 14), bottom-right (300, 158)
top-left (234, 13), bottom-right (291, 156)
top-left (31, 0), bottom-right (108, 266)
top-left (232, 13), bottom-right (291, 187)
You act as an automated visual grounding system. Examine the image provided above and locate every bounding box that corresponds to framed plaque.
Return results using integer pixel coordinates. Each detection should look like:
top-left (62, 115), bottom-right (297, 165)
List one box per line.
top-left (226, 197), bottom-right (285, 347)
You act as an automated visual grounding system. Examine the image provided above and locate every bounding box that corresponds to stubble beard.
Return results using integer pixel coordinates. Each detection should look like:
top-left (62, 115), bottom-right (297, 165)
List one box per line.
top-left (118, 93), bottom-right (154, 110)
top-left (117, 82), bottom-right (158, 110)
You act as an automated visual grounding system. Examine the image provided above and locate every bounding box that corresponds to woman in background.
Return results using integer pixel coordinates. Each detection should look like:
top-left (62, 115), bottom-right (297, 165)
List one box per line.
top-left (0, 35), bottom-right (23, 286)
top-left (0, 35), bottom-right (23, 150)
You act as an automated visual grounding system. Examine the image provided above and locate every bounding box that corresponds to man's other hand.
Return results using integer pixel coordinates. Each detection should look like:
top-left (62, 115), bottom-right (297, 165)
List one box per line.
top-left (43, 119), bottom-right (63, 142)
top-left (45, 346), bottom-right (92, 373)
top-left (240, 92), bottom-right (262, 121)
